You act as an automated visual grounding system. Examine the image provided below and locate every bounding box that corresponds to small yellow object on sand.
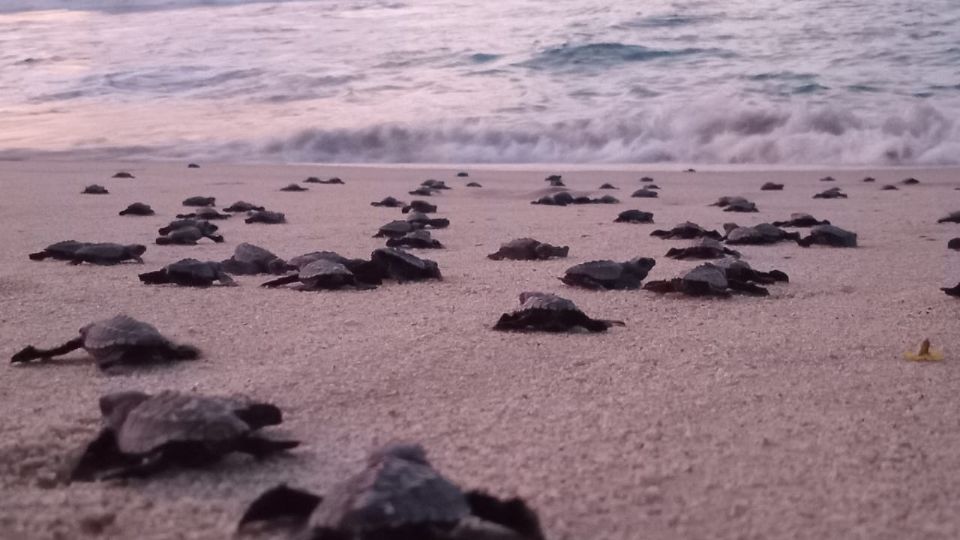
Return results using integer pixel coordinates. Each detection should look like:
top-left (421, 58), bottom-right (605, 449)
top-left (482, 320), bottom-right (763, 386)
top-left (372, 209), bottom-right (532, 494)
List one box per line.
top-left (904, 339), bottom-right (944, 362)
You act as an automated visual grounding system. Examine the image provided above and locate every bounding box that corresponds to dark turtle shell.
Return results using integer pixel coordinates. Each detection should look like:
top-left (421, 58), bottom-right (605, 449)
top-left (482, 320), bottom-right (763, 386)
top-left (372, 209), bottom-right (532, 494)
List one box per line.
top-left (561, 257), bottom-right (656, 290)
top-left (813, 187), bottom-right (847, 199)
top-left (82, 184), bottom-right (109, 194)
top-left (402, 200), bottom-right (438, 214)
top-left (797, 224), bottom-right (857, 247)
top-left (112, 171), bottom-right (135, 178)
top-left (182, 196), bottom-right (215, 207)
top-left (375, 220), bottom-right (417, 238)
top-left (139, 259), bottom-right (235, 287)
top-left (386, 230), bottom-right (444, 249)
top-left (371, 196), bottom-right (405, 208)
top-left (29, 240), bottom-right (89, 261)
top-left (666, 238), bottom-right (740, 260)
top-left (488, 238), bottom-right (568, 260)
top-left (615, 210), bottom-right (653, 223)
top-left (119, 202), bottom-right (154, 216)
top-left (245, 210), bottom-right (286, 224)
top-left (71, 243), bottom-right (147, 264)
top-left (280, 183), bottom-right (307, 192)
top-left (177, 207), bottom-right (230, 220)
top-left (650, 222), bottom-right (722, 240)
top-left (599, 183), bottom-right (617, 189)
top-left (158, 219), bottom-right (220, 237)
top-left (221, 243), bottom-right (287, 275)
top-left (771, 213), bottom-right (830, 228)
top-left (495, 292), bottom-right (623, 332)
top-left (421, 179), bottom-right (450, 190)
top-left (760, 182), bottom-right (784, 191)
top-left (937, 211), bottom-right (960, 224)
top-left (630, 188), bottom-right (658, 198)
top-left (409, 187), bottom-right (436, 196)
top-left (370, 248), bottom-right (441, 282)
top-left (466, 182), bottom-right (482, 187)
top-left (725, 223), bottom-right (800, 245)
top-left (224, 201), bottom-right (265, 212)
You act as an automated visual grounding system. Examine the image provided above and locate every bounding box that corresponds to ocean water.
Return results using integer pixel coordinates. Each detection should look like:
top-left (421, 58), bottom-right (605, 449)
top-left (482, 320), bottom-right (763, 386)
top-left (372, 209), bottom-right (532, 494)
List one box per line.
top-left (0, 0), bottom-right (958, 164)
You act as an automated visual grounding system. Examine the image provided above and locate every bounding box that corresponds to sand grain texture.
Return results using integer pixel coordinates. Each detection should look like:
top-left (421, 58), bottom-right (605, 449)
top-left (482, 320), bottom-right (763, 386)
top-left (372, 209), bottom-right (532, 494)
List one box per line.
top-left (1, 162), bottom-right (959, 539)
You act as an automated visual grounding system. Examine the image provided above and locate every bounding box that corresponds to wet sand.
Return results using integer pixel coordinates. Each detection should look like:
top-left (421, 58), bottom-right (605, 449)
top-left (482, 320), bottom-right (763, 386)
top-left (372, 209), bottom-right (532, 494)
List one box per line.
top-left (1, 160), bottom-right (959, 539)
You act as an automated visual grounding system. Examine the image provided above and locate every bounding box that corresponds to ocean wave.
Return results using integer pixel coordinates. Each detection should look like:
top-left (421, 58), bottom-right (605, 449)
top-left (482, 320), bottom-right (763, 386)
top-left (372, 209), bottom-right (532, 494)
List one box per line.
top-left (244, 102), bottom-right (958, 165)
top-left (521, 43), bottom-right (734, 70)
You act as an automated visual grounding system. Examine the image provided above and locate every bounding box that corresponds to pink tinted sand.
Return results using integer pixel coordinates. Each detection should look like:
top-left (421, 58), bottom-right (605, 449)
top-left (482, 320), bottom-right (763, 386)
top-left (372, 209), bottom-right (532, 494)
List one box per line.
top-left (0, 161), bottom-right (959, 539)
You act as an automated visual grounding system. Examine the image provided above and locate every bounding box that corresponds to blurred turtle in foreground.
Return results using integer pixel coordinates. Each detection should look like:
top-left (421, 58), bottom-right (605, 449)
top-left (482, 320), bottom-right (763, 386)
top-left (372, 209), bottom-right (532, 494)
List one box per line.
top-left (71, 391), bottom-right (298, 481)
top-left (238, 442), bottom-right (543, 540)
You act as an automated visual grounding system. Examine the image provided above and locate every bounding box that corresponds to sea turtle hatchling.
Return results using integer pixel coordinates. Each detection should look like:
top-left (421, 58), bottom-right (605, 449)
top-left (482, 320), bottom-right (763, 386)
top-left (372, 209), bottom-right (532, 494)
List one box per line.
top-left (156, 226), bottom-right (221, 245)
top-left (599, 183), bottom-right (618, 189)
top-left (561, 257), bottom-right (656, 290)
top-left (797, 224), bottom-right (857, 247)
top-left (402, 200), bottom-right (438, 214)
top-left (711, 196), bottom-right (757, 212)
top-left (531, 192), bottom-right (575, 206)
top-left (374, 220), bottom-right (418, 239)
top-left (139, 259), bottom-right (236, 287)
top-left (645, 261), bottom-right (787, 297)
top-left (158, 219), bottom-right (222, 240)
top-left (304, 176), bottom-right (344, 184)
top-left (902, 177), bottom-right (920, 185)
top-left (881, 184), bottom-right (899, 191)
top-left (280, 183), bottom-right (307, 192)
top-left (760, 182), bottom-right (784, 191)
top-left (10, 315), bottom-right (199, 369)
top-left (238, 442), bottom-right (544, 540)
top-left (406, 211), bottom-right (450, 229)
top-left (119, 202), bottom-right (155, 216)
top-left (488, 238), bottom-right (569, 260)
top-left (70, 391), bottom-right (299, 481)
top-left (630, 188), bottom-right (658, 198)
top-left (371, 196), bottom-right (405, 208)
top-left (220, 243), bottom-right (288, 275)
top-left (112, 171), bottom-right (134, 179)
top-left (261, 259), bottom-right (373, 290)
top-left (650, 222), bottom-right (722, 240)
top-left (182, 196), bottom-right (215, 207)
top-left (82, 184), bottom-right (109, 195)
top-left (948, 238), bottom-right (960, 250)
top-left (666, 238), bottom-right (740, 260)
top-left (421, 179), bottom-right (450, 190)
top-left (614, 210), bottom-right (654, 223)
top-left (176, 207), bottom-right (230, 220)
top-left (370, 248), bottom-right (442, 282)
top-left (30, 241), bottom-right (146, 264)
top-left (386, 230), bottom-right (444, 249)
top-left (245, 210), bottom-right (287, 224)
top-left (724, 223), bottom-right (800, 245)
top-left (494, 292), bottom-right (624, 333)
top-left (813, 187), bottom-right (847, 199)
top-left (466, 182), bottom-right (482, 187)
top-left (224, 201), bottom-right (266, 213)
top-left (409, 187), bottom-right (436, 197)
top-left (771, 213), bottom-right (830, 227)
top-left (937, 211), bottom-right (960, 224)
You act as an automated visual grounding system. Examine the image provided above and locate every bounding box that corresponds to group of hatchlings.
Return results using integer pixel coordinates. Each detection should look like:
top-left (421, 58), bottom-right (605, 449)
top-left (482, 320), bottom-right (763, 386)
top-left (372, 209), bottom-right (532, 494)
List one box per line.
top-left (13, 170), bottom-right (960, 537)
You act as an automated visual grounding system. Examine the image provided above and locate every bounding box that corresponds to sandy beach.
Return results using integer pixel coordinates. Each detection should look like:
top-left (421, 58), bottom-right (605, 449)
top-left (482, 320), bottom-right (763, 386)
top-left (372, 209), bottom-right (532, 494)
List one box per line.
top-left (1, 160), bottom-right (959, 540)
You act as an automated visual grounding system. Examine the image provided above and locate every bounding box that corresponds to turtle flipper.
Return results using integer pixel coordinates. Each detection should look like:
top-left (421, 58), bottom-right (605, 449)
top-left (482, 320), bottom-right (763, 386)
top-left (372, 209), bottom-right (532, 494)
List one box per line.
top-left (233, 436), bottom-right (300, 459)
top-left (138, 270), bottom-right (171, 285)
top-left (28, 251), bottom-right (49, 261)
top-left (260, 274), bottom-right (299, 288)
top-left (70, 429), bottom-right (137, 482)
top-left (216, 271), bottom-right (238, 286)
top-left (11, 337), bottom-right (84, 363)
top-left (465, 491), bottom-right (545, 540)
top-left (237, 484), bottom-right (322, 531)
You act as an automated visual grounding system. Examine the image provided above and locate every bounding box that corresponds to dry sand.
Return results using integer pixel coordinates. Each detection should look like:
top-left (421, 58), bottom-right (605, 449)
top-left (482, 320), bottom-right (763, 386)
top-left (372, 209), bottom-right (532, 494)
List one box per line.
top-left (1, 161), bottom-right (959, 540)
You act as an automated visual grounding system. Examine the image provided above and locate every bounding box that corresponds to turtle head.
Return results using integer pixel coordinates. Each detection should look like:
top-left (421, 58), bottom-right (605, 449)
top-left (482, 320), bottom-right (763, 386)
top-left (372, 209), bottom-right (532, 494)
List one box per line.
top-left (99, 391), bottom-right (150, 427)
top-left (369, 441), bottom-right (429, 466)
top-left (126, 244), bottom-right (148, 257)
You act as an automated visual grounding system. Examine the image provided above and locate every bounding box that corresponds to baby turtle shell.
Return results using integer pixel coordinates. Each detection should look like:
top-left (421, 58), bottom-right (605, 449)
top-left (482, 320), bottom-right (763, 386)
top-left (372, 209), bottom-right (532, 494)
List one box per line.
top-left (488, 238), bottom-right (569, 261)
top-left (532, 192), bottom-right (575, 206)
top-left (158, 219), bottom-right (221, 238)
top-left (771, 213), bottom-right (830, 227)
top-left (371, 196), bottom-right (405, 208)
top-left (630, 188), bottom-right (658, 198)
top-left (187, 163), bottom-right (200, 168)
top-left (370, 248), bottom-right (442, 282)
top-left (651, 222), bottom-right (722, 240)
top-left (724, 223), bottom-right (800, 245)
top-left (760, 182), bottom-right (784, 191)
top-left (224, 201), bottom-right (266, 212)
top-left (466, 182), bottom-right (482, 187)
top-left (881, 184), bottom-right (899, 191)
top-left (238, 442), bottom-right (544, 540)
top-left (666, 238), bottom-right (740, 260)
top-left (71, 391), bottom-right (298, 481)
top-left (402, 200), bottom-right (438, 214)
top-left (599, 183), bottom-right (618, 189)
top-left (797, 224), bottom-right (857, 247)
top-left (640, 176), bottom-right (654, 182)
top-left (406, 212), bottom-right (450, 229)
top-left (139, 259), bottom-right (236, 287)
top-left (813, 187), bottom-right (847, 199)
top-left (29, 240), bottom-right (90, 261)
top-left (902, 177), bottom-right (920, 185)
top-left (409, 187), bottom-right (436, 196)
top-left (457, 171), bottom-right (469, 177)
top-left (386, 230), bottom-right (444, 249)
top-left (83, 184), bottom-right (109, 194)
top-left (182, 196), bottom-right (215, 207)
top-left (177, 207), bottom-right (230, 220)
top-left (495, 292), bottom-right (624, 333)
top-left (119, 202), bottom-right (155, 216)
top-left (375, 220), bottom-right (417, 238)
top-left (245, 210), bottom-right (286, 224)
top-left (948, 238), bottom-right (960, 250)
top-left (261, 259), bottom-right (372, 290)
top-left (862, 176), bottom-right (876, 182)
top-left (112, 171), bottom-right (134, 178)
top-left (304, 176), bottom-right (344, 184)
top-left (561, 257), bottom-right (656, 290)
top-left (421, 179), bottom-right (450, 190)
top-left (280, 183), bottom-right (307, 192)
top-left (156, 226), bottom-right (219, 245)
top-left (820, 176), bottom-right (836, 182)
top-left (615, 210), bottom-right (654, 223)
top-left (937, 211), bottom-right (960, 224)
top-left (221, 243), bottom-right (288, 275)
top-left (11, 315), bottom-right (199, 370)
top-left (64, 243), bottom-right (146, 265)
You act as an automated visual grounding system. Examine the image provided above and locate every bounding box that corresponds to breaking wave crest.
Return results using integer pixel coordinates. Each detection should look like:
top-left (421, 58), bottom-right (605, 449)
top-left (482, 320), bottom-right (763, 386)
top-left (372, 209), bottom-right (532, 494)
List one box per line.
top-left (250, 102), bottom-right (958, 165)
